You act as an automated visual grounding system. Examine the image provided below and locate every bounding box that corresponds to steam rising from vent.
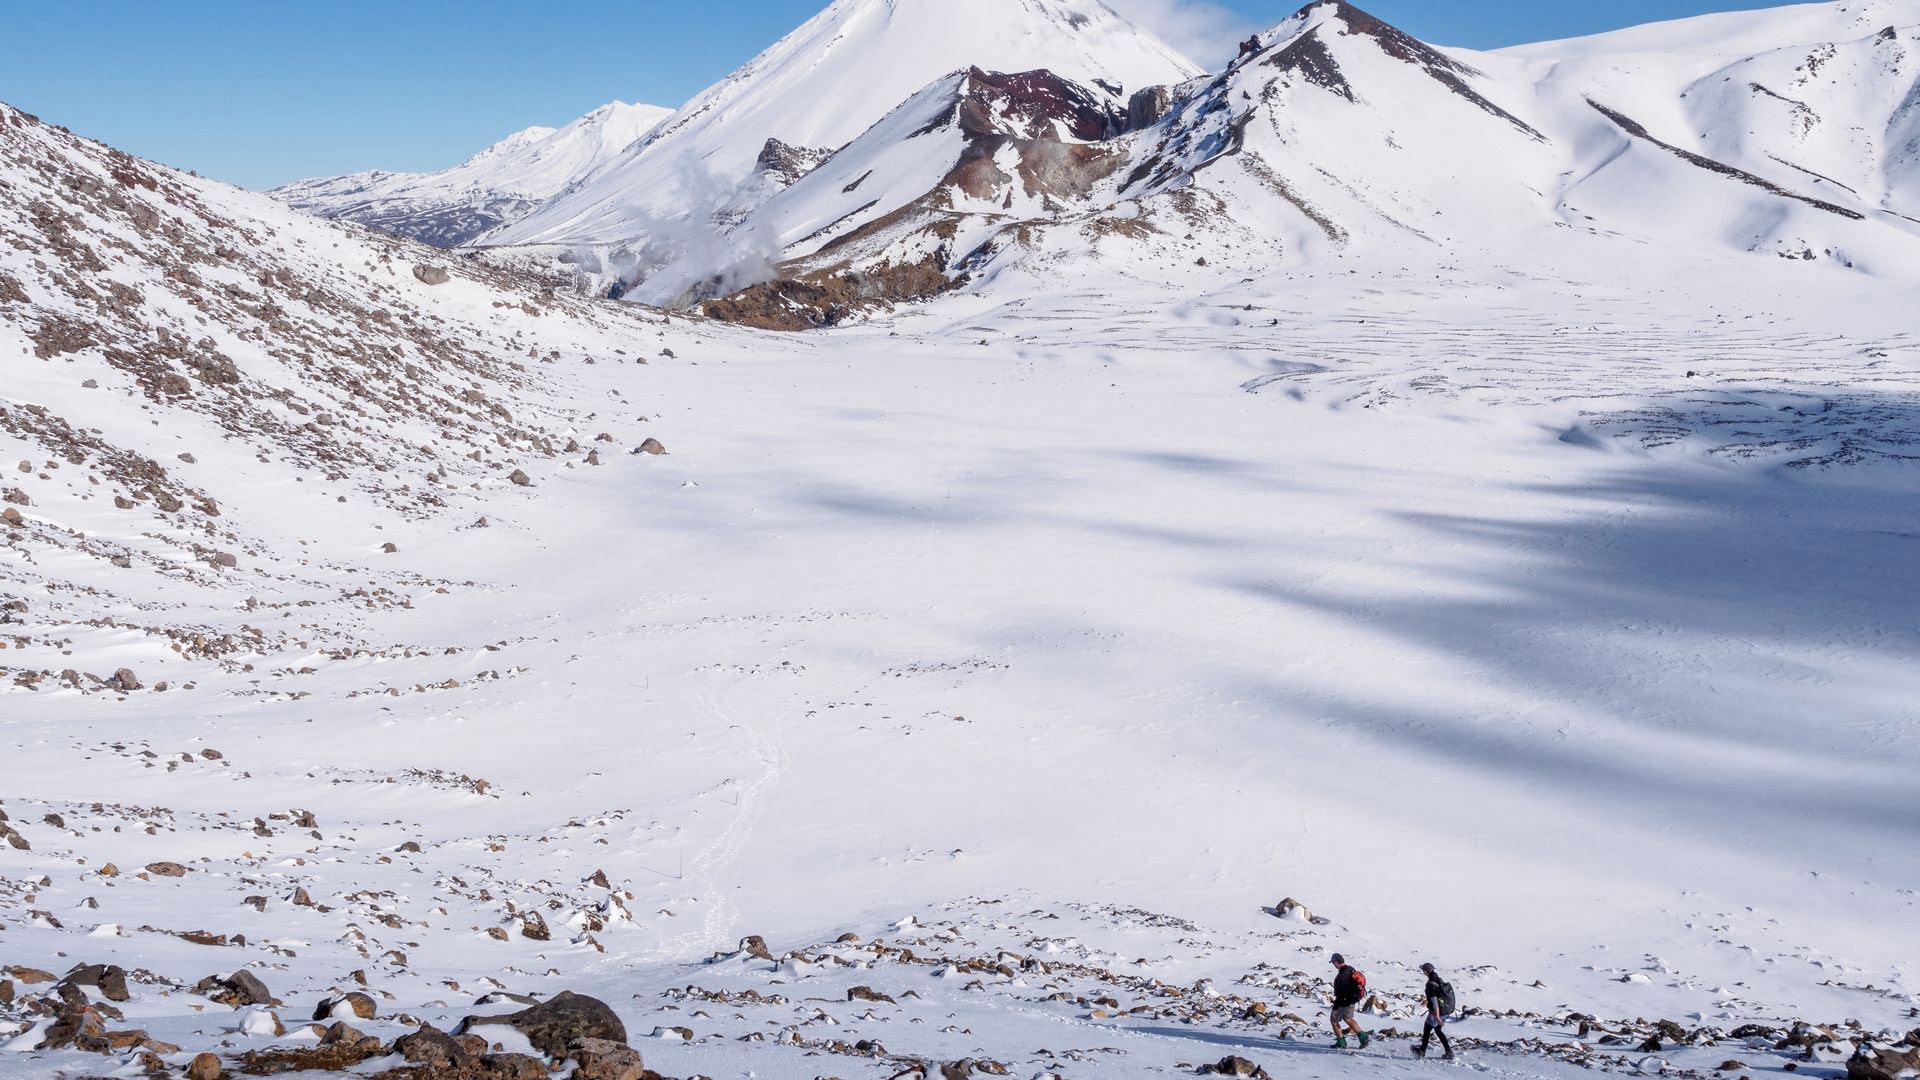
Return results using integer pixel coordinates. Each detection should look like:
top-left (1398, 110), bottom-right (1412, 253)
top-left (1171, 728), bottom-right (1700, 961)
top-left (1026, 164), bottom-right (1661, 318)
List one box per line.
top-left (615, 164), bottom-right (789, 308)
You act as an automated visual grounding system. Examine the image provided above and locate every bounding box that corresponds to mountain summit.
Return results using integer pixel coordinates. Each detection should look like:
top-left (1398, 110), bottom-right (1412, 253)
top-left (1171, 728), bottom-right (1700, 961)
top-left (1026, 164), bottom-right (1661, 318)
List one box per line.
top-left (477, 0), bottom-right (1199, 257)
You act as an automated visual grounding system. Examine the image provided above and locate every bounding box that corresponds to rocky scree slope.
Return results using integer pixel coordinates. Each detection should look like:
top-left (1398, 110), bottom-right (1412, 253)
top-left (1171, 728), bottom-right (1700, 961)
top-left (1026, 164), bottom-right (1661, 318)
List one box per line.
top-left (0, 98), bottom-right (678, 701)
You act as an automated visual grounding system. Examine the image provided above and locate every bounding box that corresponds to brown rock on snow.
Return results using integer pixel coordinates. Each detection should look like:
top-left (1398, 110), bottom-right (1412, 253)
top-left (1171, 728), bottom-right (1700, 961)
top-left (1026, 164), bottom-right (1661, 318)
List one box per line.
top-left (111, 668), bottom-right (143, 691)
top-left (520, 911), bottom-right (550, 941)
top-left (637, 437), bottom-right (666, 455)
top-left (187, 1051), bottom-right (224, 1080)
top-left (205, 969), bottom-right (274, 1007)
top-left (1, 507), bottom-right (23, 527)
top-left (568, 1036), bottom-right (646, 1080)
top-left (62, 963), bottom-right (130, 1002)
top-left (1202, 1055), bottom-right (1272, 1077)
top-left (456, 990), bottom-right (628, 1058)
top-left (509, 468), bottom-right (532, 486)
top-left (1851, 1046), bottom-right (1920, 1080)
top-left (412, 265), bottom-right (452, 286)
top-left (313, 990), bottom-right (377, 1020)
top-left (395, 1025), bottom-right (473, 1069)
top-left (144, 860), bottom-right (186, 876)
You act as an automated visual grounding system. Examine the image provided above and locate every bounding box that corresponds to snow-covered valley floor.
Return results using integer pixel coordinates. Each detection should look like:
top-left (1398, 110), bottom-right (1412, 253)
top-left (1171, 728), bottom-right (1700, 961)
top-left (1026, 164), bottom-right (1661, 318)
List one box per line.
top-left (4, 261), bottom-right (1918, 1078)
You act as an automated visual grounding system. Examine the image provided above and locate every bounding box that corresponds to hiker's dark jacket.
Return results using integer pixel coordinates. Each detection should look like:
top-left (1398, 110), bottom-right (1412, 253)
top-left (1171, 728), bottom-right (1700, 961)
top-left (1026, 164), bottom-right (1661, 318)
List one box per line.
top-left (1424, 974), bottom-right (1447, 1013)
top-left (1333, 967), bottom-right (1364, 1007)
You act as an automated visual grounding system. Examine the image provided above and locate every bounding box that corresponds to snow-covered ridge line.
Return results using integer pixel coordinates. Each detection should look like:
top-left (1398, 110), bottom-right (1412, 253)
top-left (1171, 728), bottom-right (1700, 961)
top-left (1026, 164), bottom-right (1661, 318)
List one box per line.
top-left (270, 100), bottom-right (672, 247)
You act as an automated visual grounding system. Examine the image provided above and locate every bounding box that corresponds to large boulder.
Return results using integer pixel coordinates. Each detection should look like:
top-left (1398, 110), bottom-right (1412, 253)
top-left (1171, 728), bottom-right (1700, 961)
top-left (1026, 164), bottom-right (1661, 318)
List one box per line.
top-left (62, 963), bottom-right (130, 1002)
top-left (457, 991), bottom-right (627, 1058)
top-left (396, 1025), bottom-right (473, 1069)
top-left (203, 969), bottom-right (274, 1007)
top-left (1849, 1045), bottom-right (1920, 1080)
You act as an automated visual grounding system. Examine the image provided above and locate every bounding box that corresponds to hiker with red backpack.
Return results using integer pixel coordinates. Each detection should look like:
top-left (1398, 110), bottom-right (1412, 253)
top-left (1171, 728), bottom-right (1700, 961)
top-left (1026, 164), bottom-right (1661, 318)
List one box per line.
top-left (1328, 953), bottom-right (1370, 1049)
top-left (1413, 962), bottom-right (1458, 1060)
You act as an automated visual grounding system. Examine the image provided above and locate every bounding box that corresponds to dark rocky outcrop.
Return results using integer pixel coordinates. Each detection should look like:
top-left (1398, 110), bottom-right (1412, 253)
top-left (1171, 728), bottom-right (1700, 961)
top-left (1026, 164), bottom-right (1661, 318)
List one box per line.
top-left (456, 991), bottom-right (627, 1058)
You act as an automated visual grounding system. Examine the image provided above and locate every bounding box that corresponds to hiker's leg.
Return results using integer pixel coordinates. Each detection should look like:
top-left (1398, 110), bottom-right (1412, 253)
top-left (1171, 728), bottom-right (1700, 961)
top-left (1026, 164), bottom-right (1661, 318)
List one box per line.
top-left (1435, 1022), bottom-right (1452, 1053)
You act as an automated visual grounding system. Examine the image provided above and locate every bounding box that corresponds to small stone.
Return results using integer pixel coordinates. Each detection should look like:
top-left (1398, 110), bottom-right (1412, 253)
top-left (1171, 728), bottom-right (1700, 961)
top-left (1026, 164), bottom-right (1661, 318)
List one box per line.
top-left (412, 265), bottom-right (452, 286)
top-left (144, 860), bottom-right (186, 877)
top-left (211, 551), bottom-right (238, 568)
top-left (1, 507), bottom-right (23, 527)
top-left (637, 438), bottom-right (666, 455)
top-left (509, 468), bottom-right (532, 486)
top-left (381, 542), bottom-right (398, 553)
top-left (187, 1052), bottom-right (223, 1080)
top-left (177, 452), bottom-right (197, 464)
top-left (739, 935), bottom-right (774, 961)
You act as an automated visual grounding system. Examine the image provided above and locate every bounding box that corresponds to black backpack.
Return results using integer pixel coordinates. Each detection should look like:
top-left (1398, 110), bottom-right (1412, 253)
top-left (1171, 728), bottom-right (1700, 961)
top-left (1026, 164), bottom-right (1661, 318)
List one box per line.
top-left (1435, 980), bottom-right (1457, 1015)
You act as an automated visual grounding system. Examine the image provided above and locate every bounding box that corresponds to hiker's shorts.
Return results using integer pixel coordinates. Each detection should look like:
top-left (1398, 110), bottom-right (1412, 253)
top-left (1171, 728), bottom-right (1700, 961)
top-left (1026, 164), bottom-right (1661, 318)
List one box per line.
top-left (1331, 1005), bottom-right (1359, 1023)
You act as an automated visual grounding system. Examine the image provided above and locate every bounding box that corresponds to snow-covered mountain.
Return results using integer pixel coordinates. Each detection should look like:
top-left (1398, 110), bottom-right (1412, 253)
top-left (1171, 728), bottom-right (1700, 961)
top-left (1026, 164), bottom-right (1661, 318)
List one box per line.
top-left (475, 0), bottom-right (1200, 279)
top-left (270, 100), bottom-right (671, 247)
top-left (11, 6), bottom-right (1920, 1080)
top-left (680, 0), bottom-right (1920, 326)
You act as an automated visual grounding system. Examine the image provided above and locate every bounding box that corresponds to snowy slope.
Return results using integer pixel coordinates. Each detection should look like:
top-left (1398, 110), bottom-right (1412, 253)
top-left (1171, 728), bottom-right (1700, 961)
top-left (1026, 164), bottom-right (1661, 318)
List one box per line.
top-left (477, 0), bottom-right (1199, 263)
top-left (8, 10), bottom-right (1920, 1080)
top-left (652, 65), bottom-right (1137, 319)
top-left (270, 101), bottom-right (671, 247)
top-left (677, 0), bottom-right (1920, 326)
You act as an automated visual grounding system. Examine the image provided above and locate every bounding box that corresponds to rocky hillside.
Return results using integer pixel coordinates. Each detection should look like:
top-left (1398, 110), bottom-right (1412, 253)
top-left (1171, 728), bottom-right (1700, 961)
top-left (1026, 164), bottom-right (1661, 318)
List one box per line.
top-left (0, 98), bottom-right (678, 700)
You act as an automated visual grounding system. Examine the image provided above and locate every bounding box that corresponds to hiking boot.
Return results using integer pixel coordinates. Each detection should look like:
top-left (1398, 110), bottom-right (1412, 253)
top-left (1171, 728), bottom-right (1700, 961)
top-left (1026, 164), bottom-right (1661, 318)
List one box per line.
top-left (1443, 1049), bottom-right (1456, 1061)
top-left (1334, 1037), bottom-right (1349, 1049)
top-left (1358, 1032), bottom-right (1371, 1048)
top-left (1413, 1046), bottom-right (1427, 1058)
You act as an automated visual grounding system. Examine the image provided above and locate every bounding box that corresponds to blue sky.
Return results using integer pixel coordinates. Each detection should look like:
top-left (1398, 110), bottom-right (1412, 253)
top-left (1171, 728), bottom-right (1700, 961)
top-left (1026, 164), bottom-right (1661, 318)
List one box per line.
top-left (1, 0), bottom-right (1797, 189)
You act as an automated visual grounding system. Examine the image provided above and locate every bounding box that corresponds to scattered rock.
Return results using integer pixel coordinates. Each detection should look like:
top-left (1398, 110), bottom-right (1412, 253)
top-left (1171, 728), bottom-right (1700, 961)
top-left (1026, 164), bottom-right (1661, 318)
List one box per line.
top-left (509, 468), bottom-right (532, 486)
top-left (637, 437), bottom-right (666, 455)
top-left (144, 860), bottom-right (186, 877)
top-left (1201, 1056), bottom-right (1271, 1078)
top-left (739, 934), bottom-right (774, 961)
top-left (521, 911), bottom-right (550, 941)
top-left (187, 1051), bottom-right (224, 1080)
top-left (413, 265), bottom-right (452, 286)
top-left (0, 507), bottom-right (23, 528)
top-left (110, 668), bottom-right (143, 692)
top-left (848, 985), bottom-right (896, 1004)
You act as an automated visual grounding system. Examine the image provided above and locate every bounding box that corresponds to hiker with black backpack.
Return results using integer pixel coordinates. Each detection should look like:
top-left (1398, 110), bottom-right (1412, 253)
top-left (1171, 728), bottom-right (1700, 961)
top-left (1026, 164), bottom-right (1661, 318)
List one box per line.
top-left (1413, 962), bottom-right (1457, 1060)
top-left (1328, 953), bottom-right (1370, 1049)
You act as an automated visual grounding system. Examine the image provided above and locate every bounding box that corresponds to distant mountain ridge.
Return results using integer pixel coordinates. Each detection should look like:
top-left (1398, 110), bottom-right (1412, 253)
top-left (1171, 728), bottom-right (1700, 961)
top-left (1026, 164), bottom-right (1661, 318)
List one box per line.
top-left (270, 100), bottom-right (671, 247)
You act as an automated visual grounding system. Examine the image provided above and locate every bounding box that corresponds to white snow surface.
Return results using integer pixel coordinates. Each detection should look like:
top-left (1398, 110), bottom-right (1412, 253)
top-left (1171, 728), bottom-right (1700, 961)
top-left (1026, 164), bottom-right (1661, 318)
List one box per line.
top-left (479, 0), bottom-right (1199, 249)
top-left (269, 100), bottom-right (671, 246)
top-left (5, 6), bottom-right (1920, 1080)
